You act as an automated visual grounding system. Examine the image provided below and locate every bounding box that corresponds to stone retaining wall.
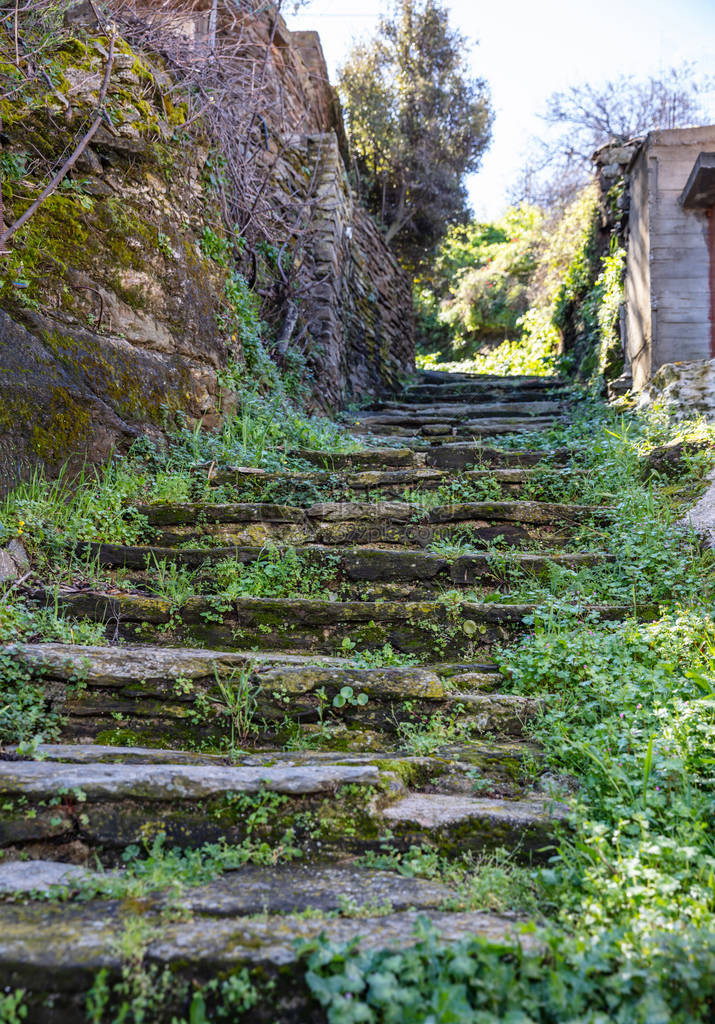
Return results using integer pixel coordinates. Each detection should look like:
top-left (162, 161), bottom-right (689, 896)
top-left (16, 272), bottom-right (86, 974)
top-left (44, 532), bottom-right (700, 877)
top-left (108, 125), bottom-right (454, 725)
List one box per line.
top-left (298, 135), bottom-right (414, 406)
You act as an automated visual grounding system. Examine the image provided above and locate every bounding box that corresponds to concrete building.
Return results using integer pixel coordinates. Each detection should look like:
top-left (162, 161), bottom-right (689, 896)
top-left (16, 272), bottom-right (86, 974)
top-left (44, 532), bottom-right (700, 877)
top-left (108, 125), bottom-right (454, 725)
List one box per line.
top-left (625, 126), bottom-right (715, 389)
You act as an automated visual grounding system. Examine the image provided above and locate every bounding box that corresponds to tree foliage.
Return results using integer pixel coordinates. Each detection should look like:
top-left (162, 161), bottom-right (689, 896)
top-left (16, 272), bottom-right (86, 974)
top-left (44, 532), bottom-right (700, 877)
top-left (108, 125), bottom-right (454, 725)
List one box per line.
top-left (338, 0), bottom-right (493, 265)
top-left (415, 183), bottom-right (605, 375)
top-left (417, 205), bottom-right (543, 352)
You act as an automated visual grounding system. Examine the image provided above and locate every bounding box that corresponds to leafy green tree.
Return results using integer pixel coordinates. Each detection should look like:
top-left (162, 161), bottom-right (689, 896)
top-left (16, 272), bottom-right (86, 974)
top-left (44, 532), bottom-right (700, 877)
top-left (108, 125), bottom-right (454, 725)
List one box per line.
top-left (338, 0), bottom-right (493, 265)
top-left (415, 204), bottom-right (544, 355)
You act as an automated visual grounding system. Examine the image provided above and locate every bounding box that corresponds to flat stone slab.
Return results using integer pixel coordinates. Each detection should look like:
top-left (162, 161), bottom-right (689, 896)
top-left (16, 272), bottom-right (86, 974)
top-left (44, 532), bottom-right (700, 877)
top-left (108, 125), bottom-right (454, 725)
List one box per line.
top-left (9, 643), bottom-right (444, 697)
top-left (4, 744), bottom-right (232, 765)
top-left (0, 860), bottom-right (98, 895)
top-left (383, 793), bottom-right (568, 829)
top-left (0, 761), bottom-right (380, 800)
top-left (0, 903), bottom-right (538, 995)
top-left (293, 448), bottom-right (418, 468)
top-left (185, 862), bottom-right (454, 916)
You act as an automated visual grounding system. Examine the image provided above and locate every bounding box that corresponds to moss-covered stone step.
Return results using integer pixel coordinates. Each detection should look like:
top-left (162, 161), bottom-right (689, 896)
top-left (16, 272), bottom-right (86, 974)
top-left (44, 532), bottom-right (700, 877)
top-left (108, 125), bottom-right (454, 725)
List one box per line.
top-left (0, 858), bottom-right (457, 910)
top-left (0, 753), bottom-right (565, 860)
top-left (0, 758), bottom-right (383, 857)
top-left (32, 589), bottom-right (643, 657)
top-left (292, 443), bottom-right (563, 471)
top-left (77, 541), bottom-right (611, 601)
top-left (424, 443), bottom-right (568, 470)
top-left (292, 447), bottom-right (419, 469)
top-left (200, 464), bottom-right (538, 500)
top-left (356, 415), bottom-right (562, 439)
top-left (135, 498), bottom-right (609, 548)
top-left (395, 384), bottom-right (573, 404)
top-left (405, 372), bottom-right (569, 387)
top-left (382, 792), bottom-right (568, 855)
top-left (23, 590), bottom-right (523, 655)
top-left (9, 641), bottom-right (501, 701)
top-left (4, 741), bottom-right (543, 800)
top-left (0, 899), bottom-right (537, 1023)
top-left (357, 400), bottom-right (567, 423)
top-left (37, 670), bottom-right (539, 745)
top-left (3, 740), bottom-right (544, 801)
top-left (8, 641), bottom-right (539, 745)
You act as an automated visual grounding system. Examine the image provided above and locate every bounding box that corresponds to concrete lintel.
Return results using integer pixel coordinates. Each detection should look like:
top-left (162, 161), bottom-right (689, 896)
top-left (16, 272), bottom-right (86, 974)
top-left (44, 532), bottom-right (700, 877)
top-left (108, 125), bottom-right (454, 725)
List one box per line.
top-left (680, 152), bottom-right (715, 209)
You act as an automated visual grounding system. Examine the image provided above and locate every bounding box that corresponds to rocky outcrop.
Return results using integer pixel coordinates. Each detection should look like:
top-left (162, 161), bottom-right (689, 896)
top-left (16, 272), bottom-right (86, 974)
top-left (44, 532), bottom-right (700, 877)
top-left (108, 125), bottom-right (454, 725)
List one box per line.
top-left (680, 468), bottom-right (715, 548)
top-left (0, 32), bottom-right (230, 486)
top-left (637, 358), bottom-right (715, 420)
top-left (0, 10), bottom-right (414, 490)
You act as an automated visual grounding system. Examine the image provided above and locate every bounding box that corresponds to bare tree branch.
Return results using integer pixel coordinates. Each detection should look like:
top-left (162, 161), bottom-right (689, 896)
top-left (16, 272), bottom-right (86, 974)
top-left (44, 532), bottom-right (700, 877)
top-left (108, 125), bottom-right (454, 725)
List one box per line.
top-left (0, 27), bottom-right (116, 250)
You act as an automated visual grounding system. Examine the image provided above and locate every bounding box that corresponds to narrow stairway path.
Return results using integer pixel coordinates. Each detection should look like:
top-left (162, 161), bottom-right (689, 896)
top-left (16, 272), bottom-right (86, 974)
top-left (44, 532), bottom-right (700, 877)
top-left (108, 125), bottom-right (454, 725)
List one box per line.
top-left (0, 371), bottom-right (642, 1020)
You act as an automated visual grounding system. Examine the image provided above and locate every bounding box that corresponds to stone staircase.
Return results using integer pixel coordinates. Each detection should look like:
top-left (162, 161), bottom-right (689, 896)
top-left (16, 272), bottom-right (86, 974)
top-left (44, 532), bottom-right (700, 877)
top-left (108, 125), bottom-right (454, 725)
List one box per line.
top-left (0, 372), bottom-right (629, 1019)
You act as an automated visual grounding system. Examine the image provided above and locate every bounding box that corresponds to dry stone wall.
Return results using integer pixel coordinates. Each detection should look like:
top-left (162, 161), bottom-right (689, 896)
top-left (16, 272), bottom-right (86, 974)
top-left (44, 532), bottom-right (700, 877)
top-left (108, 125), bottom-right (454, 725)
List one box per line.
top-left (297, 134), bottom-right (414, 407)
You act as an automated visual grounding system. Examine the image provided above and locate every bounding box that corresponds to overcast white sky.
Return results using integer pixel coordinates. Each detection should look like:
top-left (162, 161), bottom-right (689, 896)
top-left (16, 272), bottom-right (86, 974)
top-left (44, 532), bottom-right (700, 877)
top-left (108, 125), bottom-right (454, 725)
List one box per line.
top-left (288, 0), bottom-right (715, 219)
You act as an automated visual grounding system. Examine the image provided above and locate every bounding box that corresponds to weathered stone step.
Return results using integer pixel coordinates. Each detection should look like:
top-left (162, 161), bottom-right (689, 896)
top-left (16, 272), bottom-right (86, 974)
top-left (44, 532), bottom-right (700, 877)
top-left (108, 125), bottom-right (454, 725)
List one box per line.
top-left (357, 400), bottom-right (566, 422)
top-left (293, 443), bottom-right (563, 471)
top-left (10, 642), bottom-right (499, 696)
top-left (293, 447), bottom-right (419, 469)
top-left (424, 443), bottom-right (568, 470)
top-left (382, 792), bottom-right (568, 854)
top-left (0, 899), bottom-right (537, 1023)
top-left (11, 643), bottom-right (536, 749)
top-left (414, 371), bottom-right (569, 386)
top-left (9, 641), bottom-right (539, 746)
top-left (31, 589), bottom-right (643, 657)
top-left (81, 540), bottom-right (610, 576)
top-left (0, 858), bottom-right (456, 910)
top-left (0, 755), bottom-right (564, 860)
top-left (394, 385), bottom-right (573, 403)
top-left (77, 541), bottom-right (611, 602)
top-left (200, 464), bottom-right (537, 500)
top-left (0, 759), bottom-right (379, 801)
top-left (135, 498), bottom-right (608, 548)
top-left (28, 589), bottom-right (532, 656)
top-left (3, 741), bottom-right (542, 800)
top-left (357, 415), bottom-right (562, 438)
top-left (7, 739), bottom-right (537, 771)
top-left (358, 397), bottom-right (565, 417)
